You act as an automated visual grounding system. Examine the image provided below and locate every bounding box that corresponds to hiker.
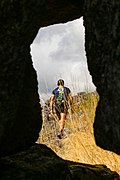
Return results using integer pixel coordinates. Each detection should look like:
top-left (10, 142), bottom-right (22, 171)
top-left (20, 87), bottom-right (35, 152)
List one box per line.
top-left (50, 79), bottom-right (73, 139)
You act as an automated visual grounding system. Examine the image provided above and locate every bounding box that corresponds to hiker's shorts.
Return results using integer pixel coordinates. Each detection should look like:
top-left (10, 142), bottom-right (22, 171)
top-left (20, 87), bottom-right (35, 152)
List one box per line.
top-left (55, 102), bottom-right (68, 119)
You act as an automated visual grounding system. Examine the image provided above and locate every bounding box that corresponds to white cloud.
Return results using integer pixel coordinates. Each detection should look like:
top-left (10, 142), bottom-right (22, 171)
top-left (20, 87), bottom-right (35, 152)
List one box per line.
top-left (30, 17), bottom-right (96, 104)
top-left (50, 18), bottom-right (85, 63)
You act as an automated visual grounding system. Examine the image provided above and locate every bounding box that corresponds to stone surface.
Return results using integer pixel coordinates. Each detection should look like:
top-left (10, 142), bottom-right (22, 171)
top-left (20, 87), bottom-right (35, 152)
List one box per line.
top-left (84, 0), bottom-right (120, 154)
top-left (0, 144), bottom-right (119, 180)
top-left (0, 0), bottom-right (120, 177)
top-left (0, 0), bottom-right (84, 156)
top-left (0, 0), bottom-right (120, 158)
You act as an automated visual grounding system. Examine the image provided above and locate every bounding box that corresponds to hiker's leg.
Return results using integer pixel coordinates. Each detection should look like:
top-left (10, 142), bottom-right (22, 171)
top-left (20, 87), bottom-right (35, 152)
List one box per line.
top-left (59, 113), bottom-right (66, 135)
top-left (55, 106), bottom-right (60, 120)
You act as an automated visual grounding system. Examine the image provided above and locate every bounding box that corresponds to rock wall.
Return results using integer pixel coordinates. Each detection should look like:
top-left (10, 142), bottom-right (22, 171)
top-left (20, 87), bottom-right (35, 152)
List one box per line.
top-left (0, 144), bottom-right (119, 180)
top-left (84, 0), bottom-right (120, 154)
top-left (0, 0), bottom-right (120, 156)
top-left (0, 1), bottom-right (44, 155)
top-left (0, 0), bottom-right (83, 156)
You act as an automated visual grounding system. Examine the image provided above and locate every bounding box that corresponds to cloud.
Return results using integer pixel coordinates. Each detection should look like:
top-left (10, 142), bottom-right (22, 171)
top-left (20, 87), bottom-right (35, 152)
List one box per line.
top-left (33, 23), bottom-right (67, 44)
top-left (30, 17), bottom-right (96, 103)
top-left (50, 18), bottom-right (85, 63)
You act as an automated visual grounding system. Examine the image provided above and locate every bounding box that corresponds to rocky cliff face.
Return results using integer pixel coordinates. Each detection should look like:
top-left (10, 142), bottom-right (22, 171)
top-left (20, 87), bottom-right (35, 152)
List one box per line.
top-left (0, 0), bottom-right (84, 156)
top-left (0, 0), bottom-right (44, 155)
top-left (0, 0), bottom-right (120, 178)
top-left (0, 144), bottom-right (119, 180)
top-left (83, 0), bottom-right (120, 154)
top-left (0, 0), bottom-right (119, 160)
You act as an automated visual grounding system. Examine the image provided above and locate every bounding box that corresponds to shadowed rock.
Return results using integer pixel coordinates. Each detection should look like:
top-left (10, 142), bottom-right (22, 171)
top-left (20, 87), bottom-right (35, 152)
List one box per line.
top-left (84, 0), bottom-right (120, 154)
top-left (0, 144), bottom-right (119, 180)
top-left (0, 0), bottom-right (120, 178)
top-left (0, 0), bottom-right (120, 160)
top-left (0, 0), bottom-right (84, 156)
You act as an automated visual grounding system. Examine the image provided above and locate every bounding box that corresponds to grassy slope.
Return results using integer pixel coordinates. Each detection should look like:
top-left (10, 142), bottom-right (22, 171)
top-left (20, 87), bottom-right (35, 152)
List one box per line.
top-left (37, 92), bottom-right (120, 175)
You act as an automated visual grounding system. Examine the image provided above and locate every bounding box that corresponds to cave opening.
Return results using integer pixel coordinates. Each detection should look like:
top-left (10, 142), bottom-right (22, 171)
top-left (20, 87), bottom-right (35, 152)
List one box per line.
top-left (30, 17), bottom-right (96, 105)
top-left (29, 17), bottom-right (120, 173)
top-left (0, 1), bottom-right (120, 176)
top-left (29, 17), bottom-right (111, 166)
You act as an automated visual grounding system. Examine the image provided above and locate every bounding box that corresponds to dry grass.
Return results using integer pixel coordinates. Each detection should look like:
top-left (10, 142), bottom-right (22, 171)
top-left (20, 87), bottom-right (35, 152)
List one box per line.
top-left (37, 92), bottom-right (120, 175)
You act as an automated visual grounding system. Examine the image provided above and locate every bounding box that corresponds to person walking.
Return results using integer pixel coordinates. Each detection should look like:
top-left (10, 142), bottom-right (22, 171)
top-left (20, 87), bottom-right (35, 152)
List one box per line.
top-left (50, 79), bottom-right (72, 139)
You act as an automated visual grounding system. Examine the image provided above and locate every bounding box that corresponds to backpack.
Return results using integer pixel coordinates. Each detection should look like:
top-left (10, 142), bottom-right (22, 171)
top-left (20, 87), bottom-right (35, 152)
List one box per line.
top-left (53, 87), bottom-right (70, 106)
top-left (56, 87), bottom-right (64, 105)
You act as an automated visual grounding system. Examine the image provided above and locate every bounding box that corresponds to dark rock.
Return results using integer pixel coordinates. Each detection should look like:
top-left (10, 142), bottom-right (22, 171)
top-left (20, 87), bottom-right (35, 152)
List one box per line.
top-left (0, 144), bottom-right (71, 180)
top-left (0, 0), bottom-right (120, 160)
top-left (83, 0), bottom-right (120, 154)
top-left (0, 0), bottom-right (84, 156)
top-left (68, 161), bottom-right (120, 180)
top-left (0, 0), bottom-right (120, 178)
top-left (0, 144), bottom-right (119, 180)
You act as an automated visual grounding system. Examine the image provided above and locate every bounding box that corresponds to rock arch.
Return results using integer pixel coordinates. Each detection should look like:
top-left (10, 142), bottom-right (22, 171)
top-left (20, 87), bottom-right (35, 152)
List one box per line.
top-left (0, 0), bottom-right (120, 156)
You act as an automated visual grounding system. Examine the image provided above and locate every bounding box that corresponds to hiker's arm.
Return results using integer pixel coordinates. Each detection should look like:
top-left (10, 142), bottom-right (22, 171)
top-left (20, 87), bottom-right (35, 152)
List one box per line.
top-left (50, 95), bottom-right (54, 113)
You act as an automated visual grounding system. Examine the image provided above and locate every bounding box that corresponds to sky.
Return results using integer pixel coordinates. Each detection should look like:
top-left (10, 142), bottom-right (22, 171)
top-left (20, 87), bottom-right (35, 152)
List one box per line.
top-left (30, 17), bottom-right (96, 104)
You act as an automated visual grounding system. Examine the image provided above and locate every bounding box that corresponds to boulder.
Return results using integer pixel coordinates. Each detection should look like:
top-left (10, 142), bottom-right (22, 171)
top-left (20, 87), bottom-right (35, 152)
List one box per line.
top-left (84, 0), bottom-right (120, 154)
top-left (0, 0), bottom-right (83, 156)
top-left (0, 144), bottom-right (119, 180)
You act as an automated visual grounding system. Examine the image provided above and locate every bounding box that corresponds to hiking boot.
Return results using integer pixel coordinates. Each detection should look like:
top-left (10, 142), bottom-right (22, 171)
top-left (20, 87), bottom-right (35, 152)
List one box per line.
top-left (57, 132), bottom-right (62, 139)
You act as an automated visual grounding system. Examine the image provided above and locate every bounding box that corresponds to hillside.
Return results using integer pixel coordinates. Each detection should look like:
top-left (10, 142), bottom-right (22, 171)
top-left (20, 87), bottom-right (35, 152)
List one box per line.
top-left (37, 92), bottom-right (120, 175)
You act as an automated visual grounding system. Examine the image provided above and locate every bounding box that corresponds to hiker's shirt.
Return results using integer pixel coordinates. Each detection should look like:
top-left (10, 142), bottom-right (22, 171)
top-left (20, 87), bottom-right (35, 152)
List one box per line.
top-left (52, 85), bottom-right (71, 108)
